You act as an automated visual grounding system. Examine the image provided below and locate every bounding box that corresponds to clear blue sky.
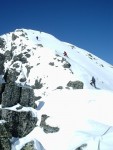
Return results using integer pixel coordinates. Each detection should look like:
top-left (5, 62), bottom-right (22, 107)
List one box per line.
top-left (1, 0), bottom-right (113, 65)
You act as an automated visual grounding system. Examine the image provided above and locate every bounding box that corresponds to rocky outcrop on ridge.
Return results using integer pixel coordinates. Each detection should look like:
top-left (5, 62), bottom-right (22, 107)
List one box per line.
top-left (0, 29), bottom-right (85, 150)
top-left (0, 30), bottom-right (38, 149)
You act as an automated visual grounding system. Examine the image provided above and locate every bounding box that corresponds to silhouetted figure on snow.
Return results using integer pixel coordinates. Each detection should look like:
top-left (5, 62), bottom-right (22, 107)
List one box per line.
top-left (63, 51), bottom-right (68, 57)
top-left (36, 36), bottom-right (38, 40)
top-left (90, 76), bottom-right (96, 88)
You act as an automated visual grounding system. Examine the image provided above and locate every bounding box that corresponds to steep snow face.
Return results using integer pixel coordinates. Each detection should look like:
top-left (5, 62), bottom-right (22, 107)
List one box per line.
top-left (1, 28), bottom-right (113, 92)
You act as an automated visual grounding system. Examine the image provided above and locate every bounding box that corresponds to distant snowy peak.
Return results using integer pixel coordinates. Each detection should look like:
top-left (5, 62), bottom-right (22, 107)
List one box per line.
top-left (0, 28), bottom-right (113, 92)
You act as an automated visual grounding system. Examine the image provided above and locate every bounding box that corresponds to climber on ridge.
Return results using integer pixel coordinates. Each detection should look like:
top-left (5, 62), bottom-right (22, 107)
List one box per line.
top-left (90, 76), bottom-right (96, 88)
top-left (63, 51), bottom-right (68, 57)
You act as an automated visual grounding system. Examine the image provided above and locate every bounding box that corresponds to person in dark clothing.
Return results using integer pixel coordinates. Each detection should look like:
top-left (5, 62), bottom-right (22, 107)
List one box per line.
top-left (90, 76), bottom-right (96, 88)
top-left (36, 36), bottom-right (38, 40)
top-left (63, 51), bottom-right (68, 57)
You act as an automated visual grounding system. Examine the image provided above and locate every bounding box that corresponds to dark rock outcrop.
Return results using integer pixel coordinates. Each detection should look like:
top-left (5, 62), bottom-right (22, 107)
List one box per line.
top-left (2, 82), bottom-right (21, 108)
top-left (0, 138), bottom-right (11, 150)
top-left (21, 140), bottom-right (45, 150)
top-left (0, 53), bottom-right (5, 75)
top-left (0, 37), bottom-right (5, 49)
top-left (1, 82), bottom-right (36, 108)
top-left (40, 114), bottom-right (59, 133)
top-left (0, 83), bottom-right (5, 104)
top-left (13, 53), bottom-right (28, 64)
top-left (32, 79), bottom-right (43, 89)
top-left (12, 33), bottom-right (18, 41)
top-left (1, 109), bottom-right (37, 138)
top-left (21, 141), bottom-right (35, 150)
top-left (6, 68), bottom-right (20, 83)
top-left (56, 86), bottom-right (63, 89)
top-left (20, 87), bottom-right (36, 108)
top-left (67, 80), bottom-right (84, 89)
top-left (4, 50), bottom-right (13, 62)
top-left (63, 62), bottom-right (71, 68)
top-left (0, 121), bottom-right (11, 138)
top-left (0, 121), bottom-right (12, 150)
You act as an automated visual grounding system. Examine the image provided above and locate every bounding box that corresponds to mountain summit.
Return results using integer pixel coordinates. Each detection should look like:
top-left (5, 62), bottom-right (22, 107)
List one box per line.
top-left (0, 28), bottom-right (113, 92)
top-left (0, 29), bottom-right (113, 150)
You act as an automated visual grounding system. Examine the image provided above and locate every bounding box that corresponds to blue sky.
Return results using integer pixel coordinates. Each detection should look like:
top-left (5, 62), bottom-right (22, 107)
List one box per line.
top-left (1, 0), bottom-right (113, 65)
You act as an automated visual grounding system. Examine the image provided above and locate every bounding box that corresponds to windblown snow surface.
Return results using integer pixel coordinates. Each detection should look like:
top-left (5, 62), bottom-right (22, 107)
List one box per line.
top-left (0, 29), bottom-right (113, 150)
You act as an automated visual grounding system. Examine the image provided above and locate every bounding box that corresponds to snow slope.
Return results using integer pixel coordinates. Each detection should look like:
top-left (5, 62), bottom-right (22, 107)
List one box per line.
top-left (0, 28), bottom-right (113, 150)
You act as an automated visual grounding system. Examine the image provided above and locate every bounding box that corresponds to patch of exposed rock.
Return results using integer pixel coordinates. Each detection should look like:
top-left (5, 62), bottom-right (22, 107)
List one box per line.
top-left (0, 109), bottom-right (37, 138)
top-left (67, 80), bottom-right (84, 89)
top-left (40, 114), bottom-right (59, 133)
top-left (0, 121), bottom-right (12, 150)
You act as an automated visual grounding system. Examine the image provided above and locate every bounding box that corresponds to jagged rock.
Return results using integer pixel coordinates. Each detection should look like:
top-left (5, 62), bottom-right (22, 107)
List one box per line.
top-left (13, 53), bottom-right (28, 64)
top-left (11, 45), bottom-right (17, 52)
top-left (25, 53), bottom-right (31, 58)
top-left (1, 81), bottom-right (36, 108)
top-left (0, 138), bottom-right (11, 150)
top-left (40, 114), bottom-right (59, 134)
top-left (49, 62), bottom-right (54, 66)
top-left (0, 37), bottom-right (5, 48)
top-left (21, 140), bottom-right (45, 150)
top-left (67, 80), bottom-right (84, 89)
top-left (0, 121), bottom-right (11, 138)
top-left (0, 84), bottom-right (5, 104)
top-left (1, 73), bottom-right (36, 107)
top-left (38, 44), bottom-right (43, 47)
top-left (32, 79), bottom-right (43, 89)
top-left (0, 53), bottom-right (5, 75)
top-left (20, 78), bottom-right (26, 82)
top-left (4, 50), bottom-right (13, 61)
top-left (12, 33), bottom-right (18, 41)
top-left (6, 69), bottom-right (20, 83)
top-left (63, 62), bottom-right (71, 68)
top-left (25, 65), bottom-right (33, 77)
top-left (13, 63), bottom-right (20, 68)
top-left (21, 141), bottom-right (34, 150)
top-left (0, 121), bottom-right (12, 150)
top-left (1, 109), bottom-right (37, 138)
top-left (2, 82), bottom-right (21, 108)
top-left (56, 86), bottom-right (63, 89)
top-left (20, 87), bottom-right (36, 108)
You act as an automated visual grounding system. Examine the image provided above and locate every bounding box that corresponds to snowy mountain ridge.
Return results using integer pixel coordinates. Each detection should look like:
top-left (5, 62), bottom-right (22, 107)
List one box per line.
top-left (1, 28), bottom-right (113, 91)
top-left (0, 28), bottom-right (113, 150)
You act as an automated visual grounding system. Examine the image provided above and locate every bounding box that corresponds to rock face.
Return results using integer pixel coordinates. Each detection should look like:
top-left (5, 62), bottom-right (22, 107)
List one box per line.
top-left (1, 109), bottom-right (37, 138)
top-left (21, 140), bottom-right (45, 150)
top-left (0, 29), bottom-right (86, 150)
top-left (0, 53), bottom-right (5, 75)
top-left (67, 80), bottom-right (84, 89)
top-left (0, 121), bottom-right (12, 150)
top-left (21, 141), bottom-right (35, 150)
top-left (0, 37), bottom-right (5, 49)
top-left (20, 87), bottom-right (36, 108)
top-left (40, 114), bottom-right (59, 133)
top-left (1, 82), bottom-right (36, 108)
top-left (0, 30), bottom-right (39, 149)
top-left (2, 82), bottom-right (21, 107)
top-left (0, 72), bottom-right (37, 149)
